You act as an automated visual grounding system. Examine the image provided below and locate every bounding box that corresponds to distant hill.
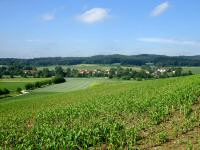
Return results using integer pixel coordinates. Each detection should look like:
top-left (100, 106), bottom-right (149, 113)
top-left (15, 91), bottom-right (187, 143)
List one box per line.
top-left (0, 54), bottom-right (200, 66)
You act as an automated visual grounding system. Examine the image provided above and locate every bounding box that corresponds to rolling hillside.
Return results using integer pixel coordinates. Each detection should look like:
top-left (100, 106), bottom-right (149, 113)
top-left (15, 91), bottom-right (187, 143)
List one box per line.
top-left (1, 75), bottom-right (200, 149)
top-left (33, 78), bottom-right (107, 93)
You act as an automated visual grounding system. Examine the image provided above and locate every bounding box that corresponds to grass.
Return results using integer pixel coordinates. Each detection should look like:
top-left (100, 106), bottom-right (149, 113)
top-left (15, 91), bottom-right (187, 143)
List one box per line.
top-left (0, 82), bottom-right (28, 91)
top-left (0, 78), bottom-right (50, 92)
top-left (34, 78), bottom-right (108, 93)
top-left (0, 75), bottom-right (200, 149)
top-left (182, 67), bottom-right (200, 74)
top-left (0, 77), bottom-right (50, 82)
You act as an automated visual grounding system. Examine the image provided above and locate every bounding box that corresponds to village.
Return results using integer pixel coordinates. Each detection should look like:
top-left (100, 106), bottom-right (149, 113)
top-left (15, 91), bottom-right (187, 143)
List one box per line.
top-left (75, 65), bottom-right (192, 79)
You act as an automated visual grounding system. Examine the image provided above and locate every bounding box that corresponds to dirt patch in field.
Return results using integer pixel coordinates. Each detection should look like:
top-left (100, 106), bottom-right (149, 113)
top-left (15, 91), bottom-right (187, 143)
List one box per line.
top-left (142, 98), bottom-right (200, 150)
top-left (153, 127), bottom-right (200, 150)
top-left (26, 118), bottom-right (35, 129)
top-left (140, 98), bottom-right (200, 149)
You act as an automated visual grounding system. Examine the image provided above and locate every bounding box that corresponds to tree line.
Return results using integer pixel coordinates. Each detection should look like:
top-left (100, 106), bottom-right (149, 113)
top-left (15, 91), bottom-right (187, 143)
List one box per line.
top-left (0, 65), bottom-right (193, 80)
top-left (25, 77), bottom-right (66, 90)
top-left (107, 66), bottom-right (192, 80)
top-left (0, 54), bottom-right (200, 66)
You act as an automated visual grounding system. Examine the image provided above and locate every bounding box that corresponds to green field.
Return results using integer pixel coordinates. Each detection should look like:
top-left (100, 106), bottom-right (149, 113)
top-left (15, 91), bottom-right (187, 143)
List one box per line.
top-left (34, 78), bottom-right (108, 93)
top-left (0, 78), bottom-right (50, 91)
top-left (1, 76), bottom-right (200, 149)
top-left (182, 67), bottom-right (200, 74)
top-left (0, 82), bottom-right (27, 91)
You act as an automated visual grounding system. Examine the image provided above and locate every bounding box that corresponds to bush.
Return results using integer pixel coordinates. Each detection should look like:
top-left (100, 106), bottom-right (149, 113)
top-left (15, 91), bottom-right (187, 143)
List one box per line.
top-left (135, 78), bottom-right (142, 81)
top-left (3, 88), bottom-right (10, 94)
top-left (35, 82), bottom-right (42, 88)
top-left (24, 78), bottom-right (65, 91)
top-left (52, 77), bottom-right (66, 84)
top-left (25, 83), bottom-right (35, 90)
top-left (48, 80), bottom-right (53, 85)
top-left (121, 75), bottom-right (131, 80)
top-left (108, 75), bottom-right (113, 79)
top-left (16, 87), bottom-right (22, 93)
top-left (0, 88), bottom-right (10, 95)
top-left (41, 80), bottom-right (49, 85)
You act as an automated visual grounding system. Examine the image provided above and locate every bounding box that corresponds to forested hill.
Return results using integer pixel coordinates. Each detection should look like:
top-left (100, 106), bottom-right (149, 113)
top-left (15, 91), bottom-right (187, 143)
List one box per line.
top-left (0, 54), bottom-right (200, 66)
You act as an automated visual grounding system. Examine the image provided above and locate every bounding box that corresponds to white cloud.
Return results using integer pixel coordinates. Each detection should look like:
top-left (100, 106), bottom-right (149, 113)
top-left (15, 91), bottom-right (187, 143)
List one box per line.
top-left (138, 37), bottom-right (200, 47)
top-left (41, 12), bottom-right (55, 21)
top-left (151, 1), bottom-right (170, 17)
top-left (77, 8), bottom-right (110, 24)
top-left (41, 7), bottom-right (66, 21)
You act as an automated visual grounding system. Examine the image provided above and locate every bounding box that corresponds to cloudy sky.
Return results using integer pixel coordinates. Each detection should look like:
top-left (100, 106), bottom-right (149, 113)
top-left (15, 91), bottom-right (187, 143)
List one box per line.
top-left (0, 0), bottom-right (200, 58)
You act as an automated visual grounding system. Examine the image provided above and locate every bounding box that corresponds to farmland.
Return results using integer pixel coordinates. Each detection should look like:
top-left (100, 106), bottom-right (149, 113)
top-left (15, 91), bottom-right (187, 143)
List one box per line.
top-left (1, 0), bottom-right (200, 149)
top-left (33, 78), bottom-right (108, 93)
top-left (182, 67), bottom-right (200, 74)
top-left (0, 78), bottom-right (51, 99)
top-left (0, 78), bottom-right (50, 91)
top-left (1, 75), bottom-right (200, 149)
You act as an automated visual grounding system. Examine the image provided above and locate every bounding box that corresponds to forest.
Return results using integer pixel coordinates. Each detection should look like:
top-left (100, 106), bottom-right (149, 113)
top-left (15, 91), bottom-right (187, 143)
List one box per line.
top-left (0, 54), bottom-right (200, 66)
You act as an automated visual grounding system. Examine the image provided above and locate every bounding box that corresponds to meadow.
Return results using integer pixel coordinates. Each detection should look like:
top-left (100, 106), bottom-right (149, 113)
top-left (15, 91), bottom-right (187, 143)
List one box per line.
top-left (1, 75), bottom-right (200, 149)
top-left (33, 78), bottom-right (108, 93)
top-left (182, 67), bottom-right (200, 74)
top-left (0, 78), bottom-right (50, 91)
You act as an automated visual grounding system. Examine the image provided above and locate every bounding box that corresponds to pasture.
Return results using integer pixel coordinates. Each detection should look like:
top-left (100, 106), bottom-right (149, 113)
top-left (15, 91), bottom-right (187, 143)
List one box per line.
top-left (0, 78), bottom-right (50, 91)
top-left (182, 66), bottom-right (200, 74)
top-left (1, 75), bottom-right (200, 149)
top-left (33, 78), bottom-right (108, 93)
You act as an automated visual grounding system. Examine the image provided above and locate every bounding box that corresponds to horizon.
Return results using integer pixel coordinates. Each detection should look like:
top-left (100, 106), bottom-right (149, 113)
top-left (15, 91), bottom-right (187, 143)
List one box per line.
top-left (0, 0), bottom-right (200, 58)
top-left (1, 53), bottom-right (200, 59)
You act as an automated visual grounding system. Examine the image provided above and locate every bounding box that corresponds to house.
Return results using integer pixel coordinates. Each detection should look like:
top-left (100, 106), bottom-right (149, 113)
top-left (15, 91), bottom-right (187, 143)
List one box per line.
top-left (157, 68), bottom-right (167, 73)
top-left (105, 69), bottom-right (110, 75)
top-left (145, 71), bottom-right (150, 74)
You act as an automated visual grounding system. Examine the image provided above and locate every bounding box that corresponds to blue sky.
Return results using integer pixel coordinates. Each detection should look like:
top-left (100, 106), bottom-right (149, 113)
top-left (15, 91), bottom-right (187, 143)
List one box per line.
top-left (0, 0), bottom-right (200, 58)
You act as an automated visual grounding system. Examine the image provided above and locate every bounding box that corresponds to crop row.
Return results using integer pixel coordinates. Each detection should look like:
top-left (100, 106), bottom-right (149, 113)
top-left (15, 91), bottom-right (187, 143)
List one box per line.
top-left (1, 75), bottom-right (200, 149)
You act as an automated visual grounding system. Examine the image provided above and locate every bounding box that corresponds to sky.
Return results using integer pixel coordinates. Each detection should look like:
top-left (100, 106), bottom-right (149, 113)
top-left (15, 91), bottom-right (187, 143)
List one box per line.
top-left (0, 0), bottom-right (200, 58)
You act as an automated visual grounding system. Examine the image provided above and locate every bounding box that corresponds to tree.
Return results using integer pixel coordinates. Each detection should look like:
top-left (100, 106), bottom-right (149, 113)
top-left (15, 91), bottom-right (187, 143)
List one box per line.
top-left (71, 69), bottom-right (79, 77)
top-left (42, 68), bottom-right (52, 77)
top-left (35, 82), bottom-right (42, 88)
top-left (141, 65), bottom-right (154, 73)
top-left (116, 66), bottom-right (123, 78)
top-left (160, 72), bottom-right (169, 78)
top-left (55, 66), bottom-right (65, 77)
top-left (66, 68), bottom-right (72, 77)
top-left (2, 88), bottom-right (10, 95)
top-left (188, 70), bottom-right (193, 75)
top-left (52, 77), bottom-right (66, 84)
top-left (25, 83), bottom-right (35, 90)
top-left (121, 75), bottom-right (131, 80)
top-left (174, 67), bottom-right (183, 76)
top-left (0, 89), bottom-right (3, 95)
top-left (10, 74), bottom-right (14, 78)
top-left (109, 68), bottom-right (116, 78)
